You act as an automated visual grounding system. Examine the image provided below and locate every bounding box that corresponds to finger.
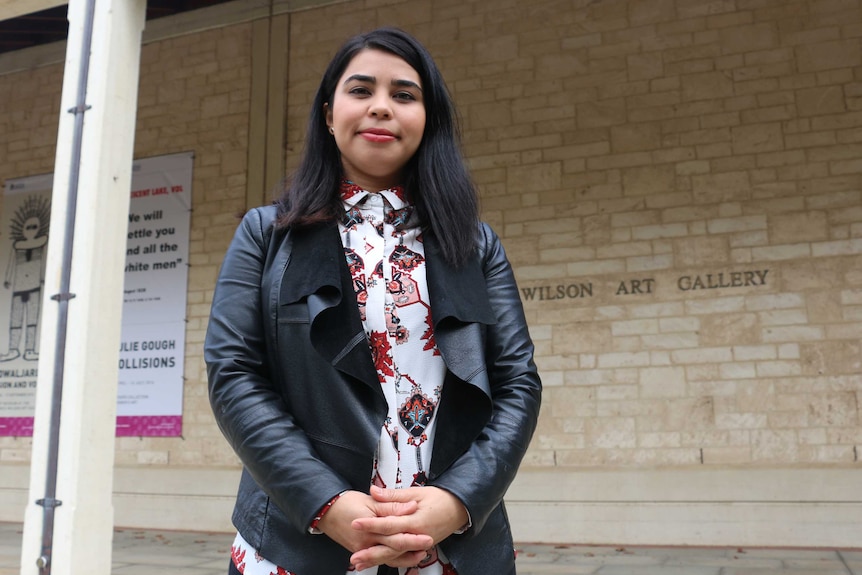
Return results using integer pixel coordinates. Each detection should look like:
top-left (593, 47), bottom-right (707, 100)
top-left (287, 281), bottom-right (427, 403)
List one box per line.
top-left (369, 499), bottom-right (418, 519)
top-left (377, 532), bottom-right (433, 551)
top-left (369, 485), bottom-right (415, 503)
top-left (351, 546), bottom-right (427, 572)
top-left (352, 518), bottom-right (433, 549)
top-left (352, 515), bottom-right (410, 535)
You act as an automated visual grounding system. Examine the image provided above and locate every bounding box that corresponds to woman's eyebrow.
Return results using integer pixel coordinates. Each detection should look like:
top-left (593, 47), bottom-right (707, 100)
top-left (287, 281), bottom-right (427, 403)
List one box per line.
top-left (343, 74), bottom-right (422, 91)
top-left (344, 73), bottom-right (375, 85)
top-left (392, 78), bottom-right (422, 92)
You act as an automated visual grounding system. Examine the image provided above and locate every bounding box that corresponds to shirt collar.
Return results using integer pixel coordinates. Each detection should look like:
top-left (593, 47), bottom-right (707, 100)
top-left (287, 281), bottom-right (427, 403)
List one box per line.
top-left (339, 180), bottom-right (409, 210)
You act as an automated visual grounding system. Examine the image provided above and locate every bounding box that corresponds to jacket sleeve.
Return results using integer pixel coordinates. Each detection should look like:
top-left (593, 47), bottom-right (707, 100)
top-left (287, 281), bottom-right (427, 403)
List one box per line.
top-left (205, 208), bottom-right (351, 533)
top-left (430, 222), bottom-right (542, 533)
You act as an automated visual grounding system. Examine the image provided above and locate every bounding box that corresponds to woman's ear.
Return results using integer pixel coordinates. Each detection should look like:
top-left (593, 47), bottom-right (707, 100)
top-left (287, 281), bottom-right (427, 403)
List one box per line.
top-left (324, 103), bottom-right (333, 131)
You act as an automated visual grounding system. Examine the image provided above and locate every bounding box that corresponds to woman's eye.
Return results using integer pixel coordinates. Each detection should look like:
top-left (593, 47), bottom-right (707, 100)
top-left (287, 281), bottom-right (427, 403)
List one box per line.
top-left (393, 91), bottom-right (416, 101)
top-left (348, 86), bottom-right (371, 96)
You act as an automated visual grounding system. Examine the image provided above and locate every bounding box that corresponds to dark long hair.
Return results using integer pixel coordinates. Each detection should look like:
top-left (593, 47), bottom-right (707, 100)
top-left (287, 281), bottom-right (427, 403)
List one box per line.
top-left (277, 27), bottom-right (479, 268)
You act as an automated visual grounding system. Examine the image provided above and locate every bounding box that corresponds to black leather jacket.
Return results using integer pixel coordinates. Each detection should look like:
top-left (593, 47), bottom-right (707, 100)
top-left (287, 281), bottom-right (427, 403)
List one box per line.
top-left (205, 206), bottom-right (541, 575)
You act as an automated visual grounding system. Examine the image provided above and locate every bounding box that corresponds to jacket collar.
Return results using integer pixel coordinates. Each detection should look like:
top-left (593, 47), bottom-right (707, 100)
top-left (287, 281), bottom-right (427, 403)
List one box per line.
top-left (423, 231), bottom-right (496, 327)
top-left (279, 223), bottom-right (343, 304)
top-left (281, 225), bottom-right (496, 319)
top-left (279, 224), bottom-right (496, 393)
top-left (280, 224), bottom-right (378, 389)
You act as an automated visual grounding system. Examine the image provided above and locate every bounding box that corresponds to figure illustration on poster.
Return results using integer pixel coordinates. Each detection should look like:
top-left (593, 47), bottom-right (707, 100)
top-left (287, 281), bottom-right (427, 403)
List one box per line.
top-left (1, 195), bottom-right (50, 362)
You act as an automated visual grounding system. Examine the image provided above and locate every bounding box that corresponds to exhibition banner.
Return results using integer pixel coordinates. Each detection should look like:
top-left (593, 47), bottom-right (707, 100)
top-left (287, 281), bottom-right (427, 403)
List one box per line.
top-left (0, 174), bottom-right (52, 436)
top-left (117, 152), bottom-right (192, 436)
top-left (0, 151), bottom-right (193, 437)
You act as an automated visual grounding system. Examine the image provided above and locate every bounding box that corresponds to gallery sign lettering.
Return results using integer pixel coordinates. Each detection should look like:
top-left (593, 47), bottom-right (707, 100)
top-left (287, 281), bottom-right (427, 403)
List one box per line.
top-left (521, 283), bottom-right (593, 301)
top-left (616, 278), bottom-right (655, 295)
top-left (521, 268), bottom-right (770, 302)
top-left (677, 270), bottom-right (768, 291)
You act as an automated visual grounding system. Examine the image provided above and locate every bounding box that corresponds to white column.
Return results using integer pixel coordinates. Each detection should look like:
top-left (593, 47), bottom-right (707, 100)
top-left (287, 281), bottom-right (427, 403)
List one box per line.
top-left (19, 1), bottom-right (147, 575)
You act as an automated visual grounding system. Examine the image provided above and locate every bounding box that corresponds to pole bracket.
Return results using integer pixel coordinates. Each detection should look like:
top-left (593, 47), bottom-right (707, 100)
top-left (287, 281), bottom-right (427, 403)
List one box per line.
top-left (67, 104), bottom-right (92, 115)
top-left (51, 292), bottom-right (77, 302)
top-left (36, 498), bottom-right (63, 509)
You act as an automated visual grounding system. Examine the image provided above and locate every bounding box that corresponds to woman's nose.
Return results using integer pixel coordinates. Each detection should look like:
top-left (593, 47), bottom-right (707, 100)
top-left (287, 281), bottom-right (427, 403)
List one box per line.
top-left (369, 96), bottom-right (391, 118)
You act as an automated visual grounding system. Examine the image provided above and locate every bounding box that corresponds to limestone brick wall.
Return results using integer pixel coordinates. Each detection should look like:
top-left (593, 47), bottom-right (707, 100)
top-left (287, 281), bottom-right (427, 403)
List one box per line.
top-left (1, 0), bottom-right (860, 492)
top-left (0, 23), bottom-right (251, 469)
top-left (0, 66), bottom-right (63, 179)
top-left (286, 0), bottom-right (862, 470)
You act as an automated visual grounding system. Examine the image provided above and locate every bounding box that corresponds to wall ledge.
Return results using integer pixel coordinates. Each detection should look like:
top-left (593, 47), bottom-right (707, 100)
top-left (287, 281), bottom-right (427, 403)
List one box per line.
top-left (3, 463), bottom-right (860, 546)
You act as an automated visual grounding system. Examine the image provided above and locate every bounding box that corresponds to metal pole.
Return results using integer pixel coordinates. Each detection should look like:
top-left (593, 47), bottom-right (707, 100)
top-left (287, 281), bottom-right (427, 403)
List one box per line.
top-left (34, 0), bottom-right (97, 572)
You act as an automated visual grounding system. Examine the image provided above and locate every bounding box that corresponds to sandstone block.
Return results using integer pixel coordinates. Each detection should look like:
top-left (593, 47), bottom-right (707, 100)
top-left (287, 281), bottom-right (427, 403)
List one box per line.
top-left (587, 418), bottom-right (637, 448)
top-left (681, 71), bottom-right (734, 101)
top-left (796, 39), bottom-right (862, 72)
top-left (807, 393), bottom-right (858, 426)
top-left (751, 430), bottom-right (799, 463)
top-left (692, 171), bottom-right (751, 203)
top-left (731, 122), bottom-right (784, 154)
top-left (797, 85), bottom-right (847, 117)
top-left (639, 366), bottom-right (686, 397)
top-left (700, 313), bottom-right (760, 346)
top-left (769, 211), bottom-right (829, 243)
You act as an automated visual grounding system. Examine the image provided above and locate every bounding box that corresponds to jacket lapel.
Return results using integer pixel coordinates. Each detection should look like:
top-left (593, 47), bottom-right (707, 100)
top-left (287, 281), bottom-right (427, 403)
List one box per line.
top-left (423, 233), bottom-right (499, 476)
top-left (424, 232), bottom-right (496, 398)
top-left (280, 225), bottom-right (379, 391)
top-left (423, 232), bottom-right (496, 326)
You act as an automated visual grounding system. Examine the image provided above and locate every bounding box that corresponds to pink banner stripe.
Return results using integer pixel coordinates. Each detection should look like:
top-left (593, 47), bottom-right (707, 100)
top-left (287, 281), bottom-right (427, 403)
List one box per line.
top-left (0, 417), bottom-right (34, 436)
top-left (115, 415), bottom-right (182, 437)
top-left (0, 416), bottom-right (182, 437)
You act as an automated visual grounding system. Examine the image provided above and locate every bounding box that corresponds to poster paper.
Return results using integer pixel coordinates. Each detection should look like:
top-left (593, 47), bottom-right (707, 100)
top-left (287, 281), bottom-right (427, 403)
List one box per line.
top-left (0, 152), bottom-right (193, 437)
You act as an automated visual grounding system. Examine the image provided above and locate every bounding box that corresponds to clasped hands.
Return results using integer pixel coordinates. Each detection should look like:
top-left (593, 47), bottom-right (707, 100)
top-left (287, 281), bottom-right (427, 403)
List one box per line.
top-left (316, 485), bottom-right (468, 572)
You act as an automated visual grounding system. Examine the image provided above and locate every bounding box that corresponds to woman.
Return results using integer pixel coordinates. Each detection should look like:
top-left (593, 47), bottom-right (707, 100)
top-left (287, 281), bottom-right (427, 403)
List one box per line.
top-left (205, 27), bottom-right (541, 575)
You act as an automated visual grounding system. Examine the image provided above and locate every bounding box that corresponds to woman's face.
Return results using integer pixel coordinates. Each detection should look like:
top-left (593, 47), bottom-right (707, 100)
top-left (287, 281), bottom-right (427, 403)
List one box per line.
top-left (325, 49), bottom-right (426, 191)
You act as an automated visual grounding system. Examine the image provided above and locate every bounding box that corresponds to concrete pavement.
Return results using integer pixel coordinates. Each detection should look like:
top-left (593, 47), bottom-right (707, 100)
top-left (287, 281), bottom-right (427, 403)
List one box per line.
top-left (1, 521), bottom-right (860, 575)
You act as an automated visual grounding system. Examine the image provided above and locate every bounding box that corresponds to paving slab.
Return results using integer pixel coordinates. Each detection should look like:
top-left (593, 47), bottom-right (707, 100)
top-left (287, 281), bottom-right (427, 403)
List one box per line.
top-left (595, 567), bottom-right (721, 575)
top-left (2, 522), bottom-right (860, 575)
top-left (783, 557), bottom-right (850, 570)
top-left (719, 570), bottom-right (849, 575)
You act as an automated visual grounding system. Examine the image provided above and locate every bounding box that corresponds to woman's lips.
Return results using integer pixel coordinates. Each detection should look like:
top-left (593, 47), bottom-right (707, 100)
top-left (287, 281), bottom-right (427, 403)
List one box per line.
top-left (359, 129), bottom-right (397, 142)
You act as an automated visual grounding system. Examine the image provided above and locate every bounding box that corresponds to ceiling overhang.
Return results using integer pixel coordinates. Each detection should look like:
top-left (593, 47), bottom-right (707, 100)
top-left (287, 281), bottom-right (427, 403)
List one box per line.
top-left (0, 0), bottom-right (66, 22)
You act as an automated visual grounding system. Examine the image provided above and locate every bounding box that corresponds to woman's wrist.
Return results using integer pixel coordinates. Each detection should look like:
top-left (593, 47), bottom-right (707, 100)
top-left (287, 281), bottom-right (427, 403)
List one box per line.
top-left (308, 492), bottom-right (343, 534)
